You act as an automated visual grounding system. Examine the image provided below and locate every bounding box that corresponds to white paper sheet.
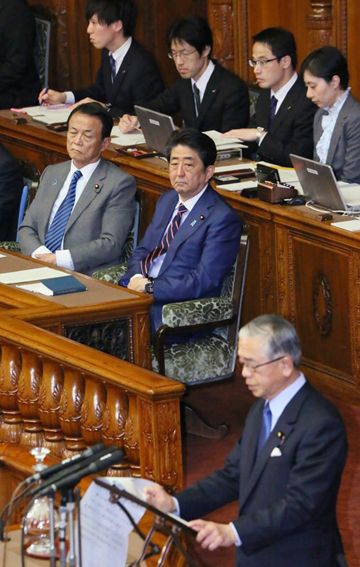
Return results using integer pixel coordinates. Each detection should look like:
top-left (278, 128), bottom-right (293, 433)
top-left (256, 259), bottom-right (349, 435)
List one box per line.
top-left (0, 267), bottom-right (66, 284)
top-left (15, 282), bottom-right (54, 296)
top-left (215, 163), bottom-right (256, 173)
top-left (219, 181), bottom-right (258, 191)
top-left (331, 219), bottom-right (360, 232)
top-left (111, 125), bottom-right (146, 146)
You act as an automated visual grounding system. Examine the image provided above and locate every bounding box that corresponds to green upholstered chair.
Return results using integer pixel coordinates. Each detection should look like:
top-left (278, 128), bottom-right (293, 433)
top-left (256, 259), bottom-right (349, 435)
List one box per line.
top-left (152, 231), bottom-right (250, 438)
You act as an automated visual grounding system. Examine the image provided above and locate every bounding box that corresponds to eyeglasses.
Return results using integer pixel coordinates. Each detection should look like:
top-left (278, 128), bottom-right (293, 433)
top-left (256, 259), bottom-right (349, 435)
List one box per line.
top-left (248, 57), bottom-right (279, 68)
top-left (241, 356), bottom-right (285, 371)
top-left (168, 49), bottom-right (198, 61)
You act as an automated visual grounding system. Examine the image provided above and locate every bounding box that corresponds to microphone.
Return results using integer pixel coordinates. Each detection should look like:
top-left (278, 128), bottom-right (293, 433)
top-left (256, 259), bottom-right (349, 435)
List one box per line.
top-left (28, 445), bottom-right (118, 498)
top-left (24, 443), bottom-right (106, 485)
top-left (38, 449), bottom-right (124, 496)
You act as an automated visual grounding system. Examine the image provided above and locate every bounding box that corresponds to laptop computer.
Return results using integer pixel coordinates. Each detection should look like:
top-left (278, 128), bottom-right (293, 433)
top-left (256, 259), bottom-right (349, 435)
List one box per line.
top-left (290, 154), bottom-right (360, 212)
top-left (134, 105), bottom-right (176, 155)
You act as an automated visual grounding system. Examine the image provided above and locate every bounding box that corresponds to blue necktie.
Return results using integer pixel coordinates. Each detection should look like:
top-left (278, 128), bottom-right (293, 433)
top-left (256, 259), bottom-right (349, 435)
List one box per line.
top-left (109, 54), bottom-right (117, 82)
top-left (257, 402), bottom-right (272, 455)
top-left (141, 203), bottom-right (188, 276)
top-left (269, 95), bottom-right (277, 126)
top-left (44, 170), bottom-right (82, 253)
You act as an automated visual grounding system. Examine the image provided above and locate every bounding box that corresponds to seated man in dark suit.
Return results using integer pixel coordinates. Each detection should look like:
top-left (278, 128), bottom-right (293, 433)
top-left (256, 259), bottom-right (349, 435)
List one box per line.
top-left (19, 103), bottom-right (136, 275)
top-left (39, 0), bottom-right (164, 118)
top-left (121, 128), bottom-right (242, 334)
top-left (119, 16), bottom-right (249, 133)
top-left (0, 0), bottom-right (40, 109)
top-left (223, 27), bottom-right (316, 166)
top-left (144, 314), bottom-right (348, 567)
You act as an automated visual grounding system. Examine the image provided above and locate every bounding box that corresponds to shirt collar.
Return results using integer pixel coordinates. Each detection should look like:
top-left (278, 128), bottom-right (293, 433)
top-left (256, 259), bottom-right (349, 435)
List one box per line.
top-left (70, 159), bottom-right (100, 179)
top-left (271, 72), bottom-right (298, 109)
top-left (177, 184), bottom-right (208, 212)
top-left (324, 87), bottom-right (350, 115)
top-left (191, 60), bottom-right (215, 97)
top-left (110, 36), bottom-right (132, 63)
top-left (267, 372), bottom-right (306, 430)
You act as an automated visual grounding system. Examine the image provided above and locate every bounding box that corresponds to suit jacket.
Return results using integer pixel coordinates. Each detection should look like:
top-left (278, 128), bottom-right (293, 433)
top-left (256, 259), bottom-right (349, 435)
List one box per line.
top-left (124, 185), bottom-right (242, 332)
top-left (73, 40), bottom-right (164, 118)
top-left (0, 0), bottom-right (40, 109)
top-left (177, 382), bottom-right (347, 567)
top-left (19, 159), bottom-right (136, 275)
top-left (147, 63), bottom-right (249, 132)
top-left (314, 93), bottom-right (360, 183)
top-left (250, 77), bottom-right (316, 167)
top-left (0, 144), bottom-right (23, 240)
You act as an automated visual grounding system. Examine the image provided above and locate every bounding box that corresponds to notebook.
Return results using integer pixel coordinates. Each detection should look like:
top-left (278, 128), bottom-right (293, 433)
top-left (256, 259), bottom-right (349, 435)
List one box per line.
top-left (290, 154), bottom-right (360, 212)
top-left (134, 105), bottom-right (176, 155)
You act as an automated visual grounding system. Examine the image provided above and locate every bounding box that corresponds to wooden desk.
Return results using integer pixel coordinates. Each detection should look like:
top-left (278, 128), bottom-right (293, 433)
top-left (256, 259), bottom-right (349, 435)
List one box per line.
top-left (0, 250), bottom-right (152, 368)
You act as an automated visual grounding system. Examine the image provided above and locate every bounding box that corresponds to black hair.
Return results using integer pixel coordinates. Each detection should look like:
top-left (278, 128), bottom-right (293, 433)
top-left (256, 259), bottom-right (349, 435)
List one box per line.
top-left (301, 46), bottom-right (349, 90)
top-left (165, 128), bottom-right (217, 168)
top-left (252, 27), bottom-right (297, 68)
top-left (85, 0), bottom-right (137, 37)
top-left (67, 102), bottom-right (113, 139)
top-left (167, 16), bottom-right (213, 57)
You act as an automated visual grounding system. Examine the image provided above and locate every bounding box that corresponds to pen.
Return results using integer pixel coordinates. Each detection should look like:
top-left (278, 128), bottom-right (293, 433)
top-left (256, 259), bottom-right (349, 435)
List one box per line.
top-left (40, 86), bottom-right (48, 106)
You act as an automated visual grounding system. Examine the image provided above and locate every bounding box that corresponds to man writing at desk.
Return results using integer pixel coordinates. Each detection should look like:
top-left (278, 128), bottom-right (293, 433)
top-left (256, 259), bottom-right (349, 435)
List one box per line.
top-left (39, 0), bottom-right (163, 118)
top-left (121, 128), bottom-right (242, 334)
top-left (19, 102), bottom-right (136, 275)
top-left (145, 314), bottom-right (348, 567)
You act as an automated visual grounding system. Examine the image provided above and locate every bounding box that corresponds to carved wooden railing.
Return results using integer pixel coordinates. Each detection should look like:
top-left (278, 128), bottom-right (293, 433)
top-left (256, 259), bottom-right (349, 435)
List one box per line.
top-left (0, 315), bottom-right (184, 500)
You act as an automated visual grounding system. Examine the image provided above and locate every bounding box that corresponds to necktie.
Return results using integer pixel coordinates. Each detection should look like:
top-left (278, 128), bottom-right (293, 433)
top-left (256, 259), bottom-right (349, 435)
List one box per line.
top-left (269, 95), bottom-right (278, 126)
top-left (44, 170), bottom-right (82, 253)
top-left (141, 203), bottom-right (188, 276)
top-left (257, 402), bottom-right (272, 455)
top-left (193, 84), bottom-right (201, 117)
top-left (109, 54), bottom-right (117, 82)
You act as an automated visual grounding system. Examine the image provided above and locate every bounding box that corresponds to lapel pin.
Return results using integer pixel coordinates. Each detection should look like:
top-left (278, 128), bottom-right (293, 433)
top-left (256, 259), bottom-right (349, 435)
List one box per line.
top-left (270, 447), bottom-right (282, 457)
top-left (199, 215), bottom-right (205, 220)
top-left (287, 105), bottom-right (292, 110)
top-left (277, 431), bottom-right (286, 445)
top-left (190, 219), bottom-right (197, 227)
top-left (94, 184), bottom-right (101, 193)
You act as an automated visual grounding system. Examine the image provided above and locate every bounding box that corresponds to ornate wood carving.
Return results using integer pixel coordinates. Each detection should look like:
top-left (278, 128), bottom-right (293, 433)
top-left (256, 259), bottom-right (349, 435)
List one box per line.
top-left (313, 272), bottom-right (333, 336)
top-left (18, 353), bottom-right (43, 448)
top-left (59, 368), bottom-right (86, 456)
top-left (64, 320), bottom-right (129, 360)
top-left (0, 345), bottom-right (22, 444)
top-left (208, 1), bottom-right (235, 70)
top-left (38, 360), bottom-right (64, 456)
top-left (306, 1), bottom-right (334, 50)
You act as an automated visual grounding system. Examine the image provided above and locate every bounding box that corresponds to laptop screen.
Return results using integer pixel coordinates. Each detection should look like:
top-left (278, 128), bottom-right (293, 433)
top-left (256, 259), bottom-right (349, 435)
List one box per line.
top-left (134, 105), bottom-right (176, 155)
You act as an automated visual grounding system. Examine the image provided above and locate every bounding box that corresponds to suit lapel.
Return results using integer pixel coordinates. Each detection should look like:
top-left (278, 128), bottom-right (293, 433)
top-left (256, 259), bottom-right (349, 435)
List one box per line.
top-left (326, 95), bottom-right (352, 164)
top-left (42, 163), bottom-right (71, 238)
top-left (269, 80), bottom-right (300, 134)
top-left (240, 383), bottom-right (311, 509)
top-left (158, 187), bottom-right (215, 275)
top-left (106, 42), bottom-right (136, 96)
top-left (197, 65), bottom-right (221, 126)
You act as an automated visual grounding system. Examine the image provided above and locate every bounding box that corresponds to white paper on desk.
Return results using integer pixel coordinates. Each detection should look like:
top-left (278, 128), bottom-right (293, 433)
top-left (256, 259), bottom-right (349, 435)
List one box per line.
top-left (15, 282), bottom-right (54, 296)
top-left (215, 163), bottom-right (256, 173)
top-left (21, 104), bottom-right (70, 116)
top-left (81, 477), bottom-right (158, 567)
top-left (0, 267), bottom-right (65, 284)
top-left (219, 180), bottom-right (258, 191)
top-left (111, 125), bottom-right (146, 146)
top-left (204, 129), bottom-right (240, 145)
top-left (331, 219), bottom-right (360, 232)
top-left (32, 108), bottom-right (72, 124)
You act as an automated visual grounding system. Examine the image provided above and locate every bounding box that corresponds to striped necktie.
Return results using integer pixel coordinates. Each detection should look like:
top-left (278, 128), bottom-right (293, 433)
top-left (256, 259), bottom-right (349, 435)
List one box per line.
top-left (44, 170), bottom-right (82, 253)
top-left (257, 402), bottom-right (272, 455)
top-left (269, 95), bottom-right (278, 126)
top-left (109, 54), bottom-right (117, 82)
top-left (141, 203), bottom-right (188, 276)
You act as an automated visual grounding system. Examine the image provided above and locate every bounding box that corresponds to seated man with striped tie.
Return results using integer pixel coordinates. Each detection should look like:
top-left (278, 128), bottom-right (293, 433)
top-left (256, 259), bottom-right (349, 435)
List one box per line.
top-left (144, 314), bottom-right (348, 567)
top-left (38, 0), bottom-right (163, 118)
top-left (19, 102), bottom-right (136, 275)
top-left (119, 16), bottom-right (249, 133)
top-left (223, 27), bottom-right (316, 167)
top-left (120, 128), bottom-right (242, 334)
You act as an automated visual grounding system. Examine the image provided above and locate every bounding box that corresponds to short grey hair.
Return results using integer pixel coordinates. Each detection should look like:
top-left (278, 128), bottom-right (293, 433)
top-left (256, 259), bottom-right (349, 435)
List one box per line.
top-left (239, 314), bottom-right (302, 367)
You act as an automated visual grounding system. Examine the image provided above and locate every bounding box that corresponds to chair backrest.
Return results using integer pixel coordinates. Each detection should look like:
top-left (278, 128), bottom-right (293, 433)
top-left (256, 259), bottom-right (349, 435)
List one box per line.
top-left (33, 16), bottom-right (51, 88)
top-left (16, 185), bottom-right (29, 241)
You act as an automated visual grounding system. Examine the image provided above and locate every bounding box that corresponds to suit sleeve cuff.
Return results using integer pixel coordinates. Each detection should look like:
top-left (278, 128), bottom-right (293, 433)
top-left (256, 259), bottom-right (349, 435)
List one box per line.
top-left (55, 250), bottom-right (74, 270)
top-left (31, 245), bottom-right (50, 258)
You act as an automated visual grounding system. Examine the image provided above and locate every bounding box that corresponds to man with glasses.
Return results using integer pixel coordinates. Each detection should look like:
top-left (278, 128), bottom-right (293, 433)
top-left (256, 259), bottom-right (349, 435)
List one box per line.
top-left (120, 16), bottom-right (249, 133)
top-left (224, 27), bottom-right (316, 166)
top-left (144, 314), bottom-right (348, 566)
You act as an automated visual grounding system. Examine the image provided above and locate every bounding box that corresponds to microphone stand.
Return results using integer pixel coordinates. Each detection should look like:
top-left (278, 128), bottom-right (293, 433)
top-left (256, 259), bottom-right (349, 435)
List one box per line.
top-left (94, 479), bottom-right (202, 567)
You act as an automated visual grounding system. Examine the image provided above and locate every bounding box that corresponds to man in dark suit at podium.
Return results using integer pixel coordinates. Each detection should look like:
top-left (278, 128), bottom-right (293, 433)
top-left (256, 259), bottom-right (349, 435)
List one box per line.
top-left (223, 27), bottom-right (316, 166)
top-left (144, 314), bottom-right (348, 567)
top-left (39, 0), bottom-right (164, 118)
top-left (120, 16), bottom-right (249, 133)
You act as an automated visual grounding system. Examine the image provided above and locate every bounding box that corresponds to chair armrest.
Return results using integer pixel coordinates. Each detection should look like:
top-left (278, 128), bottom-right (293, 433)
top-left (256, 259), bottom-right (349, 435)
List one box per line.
top-left (0, 242), bottom-right (21, 252)
top-left (92, 262), bottom-right (128, 284)
top-left (162, 297), bottom-right (234, 328)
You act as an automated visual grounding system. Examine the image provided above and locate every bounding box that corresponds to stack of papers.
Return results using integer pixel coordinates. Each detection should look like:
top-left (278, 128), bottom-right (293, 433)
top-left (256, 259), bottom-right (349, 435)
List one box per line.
top-left (110, 124), bottom-right (146, 146)
top-left (204, 130), bottom-right (247, 150)
top-left (18, 104), bottom-right (72, 125)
